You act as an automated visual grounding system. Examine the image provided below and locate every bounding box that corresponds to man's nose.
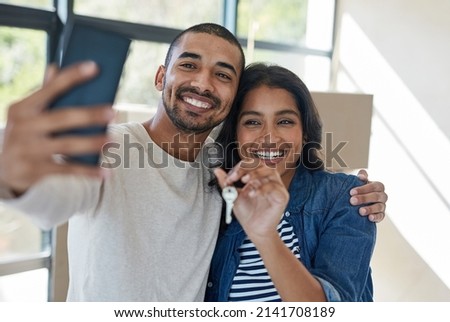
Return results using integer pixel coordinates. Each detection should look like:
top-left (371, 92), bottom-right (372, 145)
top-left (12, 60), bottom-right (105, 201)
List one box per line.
top-left (191, 70), bottom-right (214, 93)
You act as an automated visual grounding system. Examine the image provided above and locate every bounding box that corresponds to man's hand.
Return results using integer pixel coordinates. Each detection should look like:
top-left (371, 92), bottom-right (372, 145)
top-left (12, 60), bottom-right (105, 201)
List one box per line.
top-left (0, 62), bottom-right (114, 195)
top-left (350, 169), bottom-right (388, 223)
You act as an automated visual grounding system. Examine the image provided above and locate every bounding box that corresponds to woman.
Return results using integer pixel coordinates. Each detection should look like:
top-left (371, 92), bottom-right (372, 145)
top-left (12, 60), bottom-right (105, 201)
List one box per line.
top-left (205, 63), bottom-right (376, 302)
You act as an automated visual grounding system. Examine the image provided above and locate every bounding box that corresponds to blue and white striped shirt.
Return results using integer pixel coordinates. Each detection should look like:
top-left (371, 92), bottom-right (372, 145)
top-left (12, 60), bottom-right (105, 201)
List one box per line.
top-left (228, 218), bottom-right (301, 302)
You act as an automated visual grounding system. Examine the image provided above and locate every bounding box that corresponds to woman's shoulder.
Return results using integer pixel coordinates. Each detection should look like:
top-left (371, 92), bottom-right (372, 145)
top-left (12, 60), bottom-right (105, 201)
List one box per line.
top-left (309, 169), bottom-right (361, 187)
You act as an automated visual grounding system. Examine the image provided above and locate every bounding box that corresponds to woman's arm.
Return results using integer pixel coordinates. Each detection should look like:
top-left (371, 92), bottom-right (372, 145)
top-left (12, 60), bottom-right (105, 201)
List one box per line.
top-left (214, 163), bottom-right (327, 301)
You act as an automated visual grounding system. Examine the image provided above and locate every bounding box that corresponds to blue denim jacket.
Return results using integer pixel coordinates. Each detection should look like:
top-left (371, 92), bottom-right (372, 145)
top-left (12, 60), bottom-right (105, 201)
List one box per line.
top-left (205, 164), bottom-right (376, 302)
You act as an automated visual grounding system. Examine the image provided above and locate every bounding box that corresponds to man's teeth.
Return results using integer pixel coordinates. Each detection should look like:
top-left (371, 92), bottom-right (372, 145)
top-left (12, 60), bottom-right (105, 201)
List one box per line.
top-left (255, 151), bottom-right (284, 159)
top-left (184, 97), bottom-right (210, 109)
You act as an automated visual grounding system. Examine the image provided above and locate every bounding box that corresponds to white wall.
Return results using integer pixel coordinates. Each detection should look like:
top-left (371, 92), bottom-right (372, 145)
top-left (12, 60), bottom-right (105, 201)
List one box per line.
top-left (337, 0), bottom-right (450, 138)
top-left (335, 0), bottom-right (450, 301)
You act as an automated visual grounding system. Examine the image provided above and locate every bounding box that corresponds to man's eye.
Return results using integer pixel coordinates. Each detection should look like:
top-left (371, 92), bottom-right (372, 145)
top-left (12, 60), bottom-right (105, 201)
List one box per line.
top-left (180, 63), bottom-right (195, 69)
top-left (217, 72), bottom-right (231, 80)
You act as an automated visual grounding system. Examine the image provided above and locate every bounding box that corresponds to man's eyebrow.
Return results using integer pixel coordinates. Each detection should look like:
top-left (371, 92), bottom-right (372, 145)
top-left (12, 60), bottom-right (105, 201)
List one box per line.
top-left (178, 51), bottom-right (201, 60)
top-left (177, 51), bottom-right (237, 77)
top-left (217, 62), bottom-right (237, 77)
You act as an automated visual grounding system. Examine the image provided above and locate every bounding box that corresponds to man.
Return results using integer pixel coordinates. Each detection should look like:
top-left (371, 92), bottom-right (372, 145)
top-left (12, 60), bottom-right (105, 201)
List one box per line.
top-left (0, 23), bottom-right (387, 301)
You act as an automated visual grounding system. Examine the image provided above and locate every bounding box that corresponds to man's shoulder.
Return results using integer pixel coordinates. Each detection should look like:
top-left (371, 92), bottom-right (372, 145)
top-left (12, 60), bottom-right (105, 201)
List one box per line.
top-left (107, 122), bottom-right (148, 143)
top-left (108, 122), bottom-right (142, 135)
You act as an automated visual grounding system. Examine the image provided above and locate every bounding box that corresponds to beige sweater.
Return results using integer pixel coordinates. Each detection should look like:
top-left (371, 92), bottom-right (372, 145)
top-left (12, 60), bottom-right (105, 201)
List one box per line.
top-left (0, 123), bottom-right (222, 301)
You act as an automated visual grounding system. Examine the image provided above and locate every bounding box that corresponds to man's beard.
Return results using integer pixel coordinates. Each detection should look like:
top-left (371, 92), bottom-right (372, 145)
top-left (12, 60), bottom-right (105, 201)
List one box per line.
top-left (162, 86), bottom-right (225, 134)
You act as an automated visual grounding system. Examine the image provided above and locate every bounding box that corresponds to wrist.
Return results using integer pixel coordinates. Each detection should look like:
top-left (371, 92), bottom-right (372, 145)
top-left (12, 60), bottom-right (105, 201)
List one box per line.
top-left (247, 230), bottom-right (280, 249)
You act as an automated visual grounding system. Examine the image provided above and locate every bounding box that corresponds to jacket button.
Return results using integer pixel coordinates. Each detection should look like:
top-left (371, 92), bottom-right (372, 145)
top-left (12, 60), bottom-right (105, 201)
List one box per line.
top-left (207, 282), bottom-right (213, 288)
top-left (285, 211), bottom-right (290, 217)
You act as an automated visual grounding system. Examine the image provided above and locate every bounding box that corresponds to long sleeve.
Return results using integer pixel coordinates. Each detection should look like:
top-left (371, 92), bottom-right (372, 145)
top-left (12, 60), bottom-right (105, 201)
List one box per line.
top-left (309, 175), bottom-right (376, 301)
top-left (0, 175), bottom-right (101, 231)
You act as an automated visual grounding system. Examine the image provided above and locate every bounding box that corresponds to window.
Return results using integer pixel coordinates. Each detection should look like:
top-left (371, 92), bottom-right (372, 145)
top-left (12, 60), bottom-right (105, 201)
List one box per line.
top-left (115, 40), bottom-right (168, 107)
top-left (0, 26), bottom-right (50, 301)
top-left (237, 0), bottom-right (335, 90)
top-left (74, 0), bottom-right (224, 29)
top-left (0, 27), bottom-right (46, 123)
top-left (237, 0), bottom-right (309, 46)
top-left (0, 0), bottom-right (52, 10)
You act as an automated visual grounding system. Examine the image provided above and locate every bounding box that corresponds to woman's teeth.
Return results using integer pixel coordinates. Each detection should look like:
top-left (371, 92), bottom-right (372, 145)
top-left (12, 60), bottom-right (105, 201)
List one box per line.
top-left (255, 151), bottom-right (284, 159)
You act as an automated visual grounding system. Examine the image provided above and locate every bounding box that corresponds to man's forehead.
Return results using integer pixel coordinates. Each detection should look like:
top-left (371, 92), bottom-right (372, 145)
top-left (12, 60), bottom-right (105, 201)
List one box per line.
top-left (172, 32), bottom-right (242, 70)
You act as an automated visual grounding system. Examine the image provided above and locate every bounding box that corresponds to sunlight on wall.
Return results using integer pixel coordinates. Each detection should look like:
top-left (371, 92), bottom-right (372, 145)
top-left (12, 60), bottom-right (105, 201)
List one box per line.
top-left (338, 14), bottom-right (450, 289)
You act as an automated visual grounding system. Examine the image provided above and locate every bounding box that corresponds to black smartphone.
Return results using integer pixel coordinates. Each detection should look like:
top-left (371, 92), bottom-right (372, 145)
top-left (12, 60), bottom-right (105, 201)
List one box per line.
top-left (49, 20), bottom-right (131, 165)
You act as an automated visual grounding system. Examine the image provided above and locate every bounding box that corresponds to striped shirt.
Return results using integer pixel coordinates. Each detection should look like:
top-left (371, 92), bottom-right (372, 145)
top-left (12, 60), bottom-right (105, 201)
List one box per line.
top-left (228, 217), bottom-right (301, 302)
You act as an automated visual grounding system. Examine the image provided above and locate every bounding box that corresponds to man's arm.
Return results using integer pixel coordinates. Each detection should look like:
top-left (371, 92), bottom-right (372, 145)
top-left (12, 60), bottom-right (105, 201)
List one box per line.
top-left (0, 62), bottom-right (113, 229)
top-left (1, 175), bottom-right (102, 230)
top-left (0, 62), bottom-right (113, 196)
top-left (350, 169), bottom-right (388, 223)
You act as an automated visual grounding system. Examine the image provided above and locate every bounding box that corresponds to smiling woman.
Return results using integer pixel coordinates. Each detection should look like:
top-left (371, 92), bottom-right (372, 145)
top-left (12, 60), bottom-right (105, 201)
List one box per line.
top-left (206, 63), bottom-right (376, 302)
top-left (236, 85), bottom-right (304, 187)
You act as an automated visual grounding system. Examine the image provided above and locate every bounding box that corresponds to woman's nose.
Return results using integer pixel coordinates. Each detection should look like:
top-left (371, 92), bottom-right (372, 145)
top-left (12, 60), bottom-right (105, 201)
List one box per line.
top-left (256, 129), bottom-right (282, 146)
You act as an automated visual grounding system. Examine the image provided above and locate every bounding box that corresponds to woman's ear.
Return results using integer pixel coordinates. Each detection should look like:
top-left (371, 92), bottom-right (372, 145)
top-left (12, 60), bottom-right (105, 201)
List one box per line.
top-left (154, 65), bottom-right (166, 91)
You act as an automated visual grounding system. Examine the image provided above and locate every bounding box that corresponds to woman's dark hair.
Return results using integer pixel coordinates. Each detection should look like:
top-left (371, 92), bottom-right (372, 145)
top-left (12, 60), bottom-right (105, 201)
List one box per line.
top-left (215, 62), bottom-right (324, 173)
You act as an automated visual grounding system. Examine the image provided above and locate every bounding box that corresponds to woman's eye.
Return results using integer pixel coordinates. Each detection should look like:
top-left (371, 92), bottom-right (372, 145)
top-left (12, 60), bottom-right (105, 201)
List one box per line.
top-left (279, 119), bottom-right (295, 125)
top-left (243, 120), bottom-right (260, 126)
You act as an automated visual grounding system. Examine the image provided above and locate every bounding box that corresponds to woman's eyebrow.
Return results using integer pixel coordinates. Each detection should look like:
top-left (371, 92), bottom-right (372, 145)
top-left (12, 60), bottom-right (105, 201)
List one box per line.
top-left (240, 109), bottom-right (300, 117)
top-left (275, 109), bottom-right (301, 117)
top-left (239, 110), bottom-right (262, 117)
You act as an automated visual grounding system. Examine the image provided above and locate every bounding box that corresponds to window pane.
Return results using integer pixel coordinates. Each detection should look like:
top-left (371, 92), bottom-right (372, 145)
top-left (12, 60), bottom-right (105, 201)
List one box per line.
top-left (0, 205), bottom-right (50, 259)
top-left (238, 0), bottom-right (308, 46)
top-left (74, 0), bottom-right (224, 29)
top-left (0, 269), bottom-right (48, 301)
top-left (115, 40), bottom-right (167, 107)
top-left (238, 0), bottom-right (334, 50)
top-left (0, 0), bottom-right (53, 10)
top-left (250, 48), bottom-right (331, 91)
top-left (0, 27), bottom-right (46, 124)
top-left (0, 26), bottom-right (49, 301)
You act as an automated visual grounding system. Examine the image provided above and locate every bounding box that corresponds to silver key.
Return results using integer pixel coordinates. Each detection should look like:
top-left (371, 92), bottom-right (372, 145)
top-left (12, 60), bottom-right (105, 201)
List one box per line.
top-left (222, 186), bottom-right (238, 224)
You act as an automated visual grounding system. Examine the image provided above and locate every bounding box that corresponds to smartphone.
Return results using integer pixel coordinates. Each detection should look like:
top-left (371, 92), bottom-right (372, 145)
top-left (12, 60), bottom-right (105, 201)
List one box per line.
top-left (49, 20), bottom-right (131, 165)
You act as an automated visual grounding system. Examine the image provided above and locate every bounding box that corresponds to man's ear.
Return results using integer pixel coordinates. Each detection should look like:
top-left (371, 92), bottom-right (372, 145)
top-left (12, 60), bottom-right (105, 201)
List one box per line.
top-left (154, 65), bottom-right (166, 91)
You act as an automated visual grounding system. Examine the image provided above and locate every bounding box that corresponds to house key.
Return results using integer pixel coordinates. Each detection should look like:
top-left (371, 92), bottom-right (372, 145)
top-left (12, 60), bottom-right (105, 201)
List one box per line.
top-left (222, 186), bottom-right (238, 224)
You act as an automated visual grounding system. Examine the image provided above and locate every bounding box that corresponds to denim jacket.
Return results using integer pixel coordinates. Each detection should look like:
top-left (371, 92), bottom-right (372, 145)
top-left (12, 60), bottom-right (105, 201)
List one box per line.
top-left (205, 164), bottom-right (377, 302)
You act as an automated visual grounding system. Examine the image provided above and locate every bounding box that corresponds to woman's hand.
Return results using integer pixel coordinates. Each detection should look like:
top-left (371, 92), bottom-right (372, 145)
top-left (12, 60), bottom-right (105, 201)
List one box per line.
top-left (214, 161), bottom-right (289, 240)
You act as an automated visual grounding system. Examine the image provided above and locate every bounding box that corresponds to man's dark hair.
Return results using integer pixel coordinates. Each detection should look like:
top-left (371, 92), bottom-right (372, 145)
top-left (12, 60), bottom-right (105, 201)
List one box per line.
top-left (164, 23), bottom-right (245, 74)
